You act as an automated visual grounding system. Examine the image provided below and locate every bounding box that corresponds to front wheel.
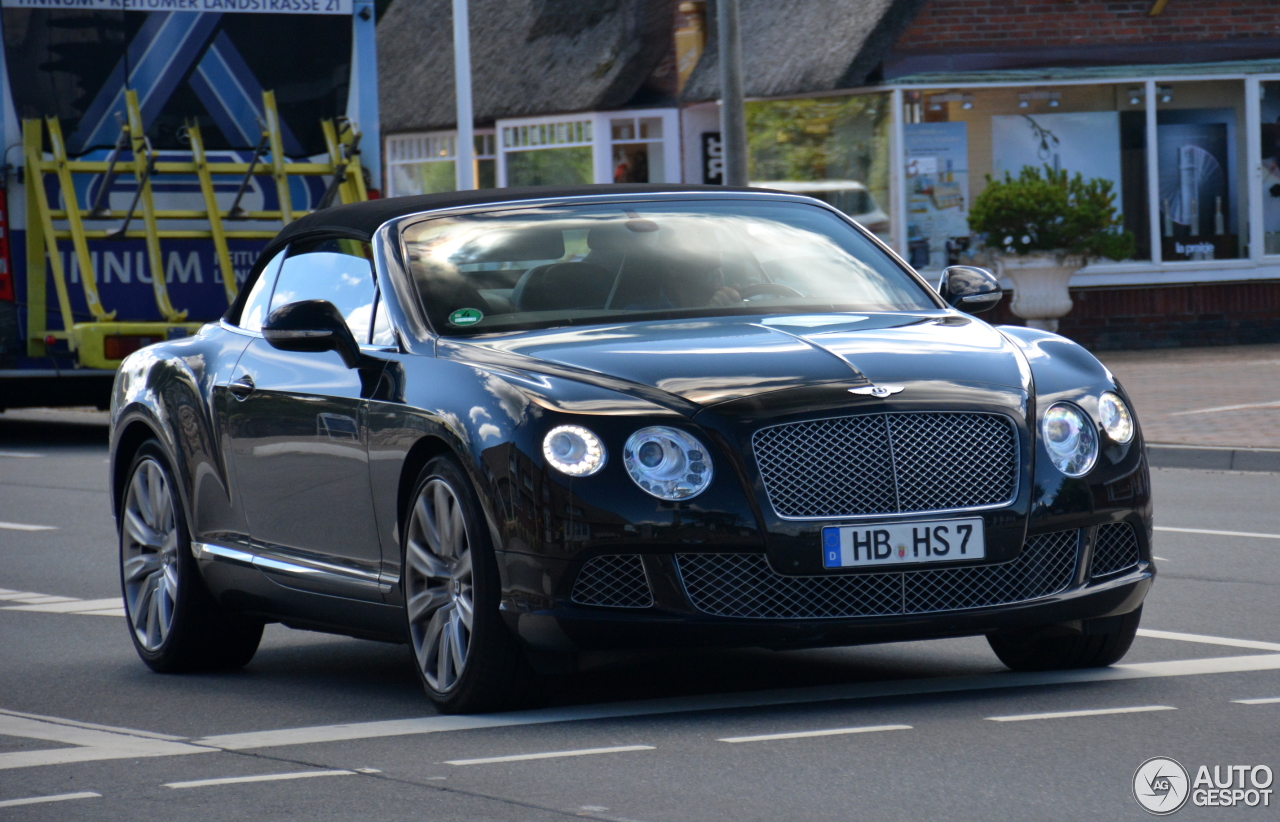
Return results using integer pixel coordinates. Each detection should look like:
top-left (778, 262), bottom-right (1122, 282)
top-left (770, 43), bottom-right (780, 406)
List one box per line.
top-left (120, 440), bottom-right (263, 672)
top-left (987, 606), bottom-right (1142, 672)
top-left (403, 456), bottom-right (526, 713)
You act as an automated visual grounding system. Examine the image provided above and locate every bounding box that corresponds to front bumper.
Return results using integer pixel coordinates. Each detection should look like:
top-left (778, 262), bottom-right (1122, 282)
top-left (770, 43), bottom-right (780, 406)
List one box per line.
top-left (498, 522), bottom-right (1154, 652)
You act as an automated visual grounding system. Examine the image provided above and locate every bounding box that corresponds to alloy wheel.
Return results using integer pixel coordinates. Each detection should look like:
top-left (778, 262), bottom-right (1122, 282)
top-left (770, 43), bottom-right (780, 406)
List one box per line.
top-left (405, 477), bottom-right (474, 693)
top-left (122, 457), bottom-right (179, 651)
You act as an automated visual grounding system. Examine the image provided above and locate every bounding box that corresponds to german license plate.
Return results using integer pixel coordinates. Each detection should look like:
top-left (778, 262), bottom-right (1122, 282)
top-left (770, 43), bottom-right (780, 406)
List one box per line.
top-left (821, 517), bottom-right (985, 569)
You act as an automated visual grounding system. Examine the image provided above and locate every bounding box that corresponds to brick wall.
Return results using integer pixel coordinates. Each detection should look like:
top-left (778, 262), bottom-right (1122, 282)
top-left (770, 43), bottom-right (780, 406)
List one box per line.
top-left (896, 1), bottom-right (1280, 51)
top-left (989, 281), bottom-right (1280, 350)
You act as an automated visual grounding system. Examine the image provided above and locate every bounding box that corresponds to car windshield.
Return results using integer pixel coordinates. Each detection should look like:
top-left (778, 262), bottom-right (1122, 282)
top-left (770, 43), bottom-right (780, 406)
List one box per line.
top-left (400, 198), bottom-right (937, 335)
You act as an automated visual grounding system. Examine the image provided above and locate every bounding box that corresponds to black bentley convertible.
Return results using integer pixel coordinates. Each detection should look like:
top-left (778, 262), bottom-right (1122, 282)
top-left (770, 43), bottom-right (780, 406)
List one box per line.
top-left (109, 185), bottom-right (1153, 712)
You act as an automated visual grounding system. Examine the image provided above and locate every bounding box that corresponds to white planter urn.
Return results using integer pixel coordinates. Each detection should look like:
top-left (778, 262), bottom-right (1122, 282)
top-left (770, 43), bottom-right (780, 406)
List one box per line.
top-left (997, 253), bottom-right (1081, 333)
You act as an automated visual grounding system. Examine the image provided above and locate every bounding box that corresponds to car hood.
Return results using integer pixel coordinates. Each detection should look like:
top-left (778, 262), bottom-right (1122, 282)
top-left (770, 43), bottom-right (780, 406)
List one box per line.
top-left (440, 312), bottom-right (1029, 410)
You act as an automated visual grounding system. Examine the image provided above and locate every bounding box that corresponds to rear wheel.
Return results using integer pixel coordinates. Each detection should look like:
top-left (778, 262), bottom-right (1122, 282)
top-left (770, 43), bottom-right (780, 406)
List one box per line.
top-left (987, 606), bottom-right (1142, 672)
top-left (404, 456), bottom-right (526, 713)
top-left (120, 441), bottom-right (262, 672)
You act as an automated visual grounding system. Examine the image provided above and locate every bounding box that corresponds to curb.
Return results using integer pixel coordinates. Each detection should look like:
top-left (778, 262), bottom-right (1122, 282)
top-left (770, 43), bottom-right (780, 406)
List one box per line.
top-left (1147, 444), bottom-right (1280, 473)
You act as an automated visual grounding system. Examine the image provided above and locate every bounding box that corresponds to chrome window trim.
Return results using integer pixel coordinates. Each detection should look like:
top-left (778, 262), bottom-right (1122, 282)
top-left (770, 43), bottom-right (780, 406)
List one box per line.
top-left (752, 410), bottom-right (1022, 522)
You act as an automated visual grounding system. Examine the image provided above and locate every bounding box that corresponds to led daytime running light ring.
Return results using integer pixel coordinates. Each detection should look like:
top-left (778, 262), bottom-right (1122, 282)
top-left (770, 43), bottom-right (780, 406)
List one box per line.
top-left (542, 425), bottom-right (606, 477)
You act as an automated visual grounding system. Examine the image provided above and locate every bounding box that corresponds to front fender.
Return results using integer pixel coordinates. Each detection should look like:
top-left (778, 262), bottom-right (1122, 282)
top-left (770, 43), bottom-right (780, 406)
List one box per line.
top-left (109, 328), bottom-right (250, 541)
top-left (998, 325), bottom-right (1151, 533)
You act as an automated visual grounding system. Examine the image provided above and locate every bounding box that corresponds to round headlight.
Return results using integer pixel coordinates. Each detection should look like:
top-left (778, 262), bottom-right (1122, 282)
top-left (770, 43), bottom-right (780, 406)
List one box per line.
top-left (623, 426), bottom-right (713, 500)
top-left (1041, 403), bottom-right (1098, 477)
top-left (1098, 391), bottom-right (1134, 444)
top-left (542, 425), bottom-right (605, 477)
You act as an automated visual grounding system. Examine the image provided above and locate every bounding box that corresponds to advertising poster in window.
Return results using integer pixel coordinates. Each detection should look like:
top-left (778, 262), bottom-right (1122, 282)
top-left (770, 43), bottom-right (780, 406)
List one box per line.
top-left (1156, 116), bottom-right (1234, 260)
top-left (991, 112), bottom-right (1124, 216)
top-left (904, 122), bottom-right (969, 271)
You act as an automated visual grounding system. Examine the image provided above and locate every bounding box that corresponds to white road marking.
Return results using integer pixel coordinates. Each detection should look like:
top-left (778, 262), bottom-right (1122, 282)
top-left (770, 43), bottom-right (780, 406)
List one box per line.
top-left (1153, 556), bottom-right (1170, 561)
top-left (445, 745), bottom-right (654, 766)
top-left (1168, 400), bottom-right (1280, 416)
top-left (1155, 526), bottom-right (1280, 541)
top-left (0, 595), bottom-right (77, 604)
top-left (0, 451), bottom-right (41, 458)
top-left (1233, 697), bottom-right (1280, 705)
top-left (0, 590), bottom-right (125, 617)
top-left (3, 598), bottom-right (125, 614)
top-left (0, 521), bottom-right (57, 531)
top-left (1137, 629), bottom-right (1280, 653)
top-left (987, 705), bottom-right (1176, 722)
top-left (0, 708), bottom-right (186, 741)
top-left (164, 770), bottom-right (355, 789)
top-left (0, 791), bottom-right (100, 808)
top-left (0, 712), bottom-right (213, 771)
top-left (197, 653), bottom-right (1280, 752)
top-left (719, 724), bottom-right (911, 743)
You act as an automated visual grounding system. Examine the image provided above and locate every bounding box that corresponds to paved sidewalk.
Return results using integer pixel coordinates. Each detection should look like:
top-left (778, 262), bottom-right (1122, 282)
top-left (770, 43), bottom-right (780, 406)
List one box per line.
top-left (1097, 343), bottom-right (1280, 449)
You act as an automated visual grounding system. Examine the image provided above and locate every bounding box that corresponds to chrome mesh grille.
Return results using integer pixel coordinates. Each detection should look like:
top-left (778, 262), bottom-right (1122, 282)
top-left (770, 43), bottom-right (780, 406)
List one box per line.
top-left (571, 555), bottom-right (653, 608)
top-left (676, 530), bottom-right (1079, 619)
top-left (902, 529), bottom-right (1079, 613)
top-left (752, 412), bottom-right (1019, 519)
top-left (1090, 522), bottom-right (1141, 578)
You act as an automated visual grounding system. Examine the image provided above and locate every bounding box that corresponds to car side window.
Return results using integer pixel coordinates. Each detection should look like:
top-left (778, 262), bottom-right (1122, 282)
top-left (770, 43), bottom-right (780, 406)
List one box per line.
top-left (371, 296), bottom-right (395, 347)
top-left (269, 237), bottom-right (377, 343)
top-left (236, 248), bottom-right (287, 332)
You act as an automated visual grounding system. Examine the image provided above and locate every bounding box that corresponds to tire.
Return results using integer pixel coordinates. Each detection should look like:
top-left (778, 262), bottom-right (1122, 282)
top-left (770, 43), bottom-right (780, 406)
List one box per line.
top-left (987, 606), bottom-right (1142, 672)
top-left (119, 440), bottom-right (263, 673)
top-left (403, 456), bottom-right (527, 713)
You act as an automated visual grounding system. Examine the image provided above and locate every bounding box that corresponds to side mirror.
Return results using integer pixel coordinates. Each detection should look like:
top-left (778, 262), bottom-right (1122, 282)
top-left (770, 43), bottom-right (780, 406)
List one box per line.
top-left (262, 299), bottom-right (360, 368)
top-left (937, 265), bottom-right (1002, 314)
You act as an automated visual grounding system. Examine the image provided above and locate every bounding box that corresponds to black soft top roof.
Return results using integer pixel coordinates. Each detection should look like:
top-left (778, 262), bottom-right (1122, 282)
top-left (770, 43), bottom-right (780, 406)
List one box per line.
top-left (258, 184), bottom-right (763, 262)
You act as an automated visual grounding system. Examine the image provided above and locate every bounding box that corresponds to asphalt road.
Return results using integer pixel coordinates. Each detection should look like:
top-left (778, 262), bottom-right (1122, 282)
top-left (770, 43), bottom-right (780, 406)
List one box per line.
top-left (1, 414), bottom-right (1278, 821)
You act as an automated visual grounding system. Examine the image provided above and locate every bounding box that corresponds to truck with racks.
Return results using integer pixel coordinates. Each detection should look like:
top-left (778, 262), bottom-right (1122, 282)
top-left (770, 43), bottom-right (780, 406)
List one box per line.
top-left (0, 0), bottom-right (381, 409)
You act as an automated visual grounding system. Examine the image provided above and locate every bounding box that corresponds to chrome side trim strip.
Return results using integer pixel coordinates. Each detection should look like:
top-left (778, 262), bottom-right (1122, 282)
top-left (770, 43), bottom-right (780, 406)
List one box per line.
top-left (251, 547), bottom-right (383, 593)
top-left (192, 541), bottom-right (255, 565)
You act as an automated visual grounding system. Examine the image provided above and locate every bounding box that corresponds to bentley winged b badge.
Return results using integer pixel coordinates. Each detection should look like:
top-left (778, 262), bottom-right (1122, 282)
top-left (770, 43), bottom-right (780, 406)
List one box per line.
top-left (849, 384), bottom-right (905, 398)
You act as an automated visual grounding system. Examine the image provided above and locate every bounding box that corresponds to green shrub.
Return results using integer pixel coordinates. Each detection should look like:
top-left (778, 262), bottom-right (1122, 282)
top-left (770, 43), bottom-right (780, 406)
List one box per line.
top-left (968, 165), bottom-right (1135, 261)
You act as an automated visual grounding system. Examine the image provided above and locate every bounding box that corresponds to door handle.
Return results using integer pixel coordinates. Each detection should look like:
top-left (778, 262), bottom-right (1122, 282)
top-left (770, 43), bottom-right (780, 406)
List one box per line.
top-left (228, 374), bottom-right (255, 400)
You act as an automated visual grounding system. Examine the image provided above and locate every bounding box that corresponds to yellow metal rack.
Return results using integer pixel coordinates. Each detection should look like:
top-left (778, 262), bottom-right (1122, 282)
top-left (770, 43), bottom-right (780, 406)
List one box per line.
top-left (24, 90), bottom-right (368, 369)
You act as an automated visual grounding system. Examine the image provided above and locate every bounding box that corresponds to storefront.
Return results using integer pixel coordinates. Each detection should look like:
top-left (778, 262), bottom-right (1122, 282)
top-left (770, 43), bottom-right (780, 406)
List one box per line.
top-left (699, 62), bottom-right (1280, 290)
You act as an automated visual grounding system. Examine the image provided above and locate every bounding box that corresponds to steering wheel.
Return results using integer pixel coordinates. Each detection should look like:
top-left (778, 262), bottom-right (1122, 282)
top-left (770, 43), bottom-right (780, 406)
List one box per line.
top-left (737, 282), bottom-right (805, 300)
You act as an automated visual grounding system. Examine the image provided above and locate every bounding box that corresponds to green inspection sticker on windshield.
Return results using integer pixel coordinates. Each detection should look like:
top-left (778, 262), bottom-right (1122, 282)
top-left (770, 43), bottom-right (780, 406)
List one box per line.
top-left (448, 308), bottom-right (484, 326)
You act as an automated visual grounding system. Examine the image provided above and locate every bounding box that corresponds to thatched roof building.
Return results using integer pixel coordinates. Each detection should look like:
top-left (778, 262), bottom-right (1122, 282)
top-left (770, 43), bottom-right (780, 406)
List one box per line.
top-left (679, 0), bottom-right (929, 103)
top-left (378, 0), bottom-right (675, 133)
top-left (377, 0), bottom-right (924, 132)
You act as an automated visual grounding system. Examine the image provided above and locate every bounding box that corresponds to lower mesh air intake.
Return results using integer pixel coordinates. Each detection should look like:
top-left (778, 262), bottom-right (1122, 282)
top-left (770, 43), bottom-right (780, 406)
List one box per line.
top-left (676, 530), bottom-right (1080, 619)
top-left (1090, 522), bottom-right (1142, 578)
top-left (571, 554), bottom-right (654, 608)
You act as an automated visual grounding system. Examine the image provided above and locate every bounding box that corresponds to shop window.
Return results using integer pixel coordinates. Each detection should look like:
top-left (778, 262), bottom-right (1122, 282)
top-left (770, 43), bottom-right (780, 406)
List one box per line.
top-left (385, 132), bottom-right (496, 197)
top-left (1156, 81), bottom-right (1247, 261)
top-left (501, 119), bottom-right (594, 187)
top-left (903, 84), bottom-right (1150, 270)
top-left (1260, 82), bottom-right (1280, 256)
top-left (746, 93), bottom-right (892, 244)
top-left (611, 116), bottom-right (666, 183)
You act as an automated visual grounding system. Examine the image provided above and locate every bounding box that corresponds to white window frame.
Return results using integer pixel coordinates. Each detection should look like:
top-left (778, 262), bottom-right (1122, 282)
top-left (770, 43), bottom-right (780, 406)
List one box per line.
top-left (384, 129), bottom-right (496, 198)
top-left (881, 71), bottom-right (1280, 286)
top-left (495, 109), bottom-right (681, 187)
